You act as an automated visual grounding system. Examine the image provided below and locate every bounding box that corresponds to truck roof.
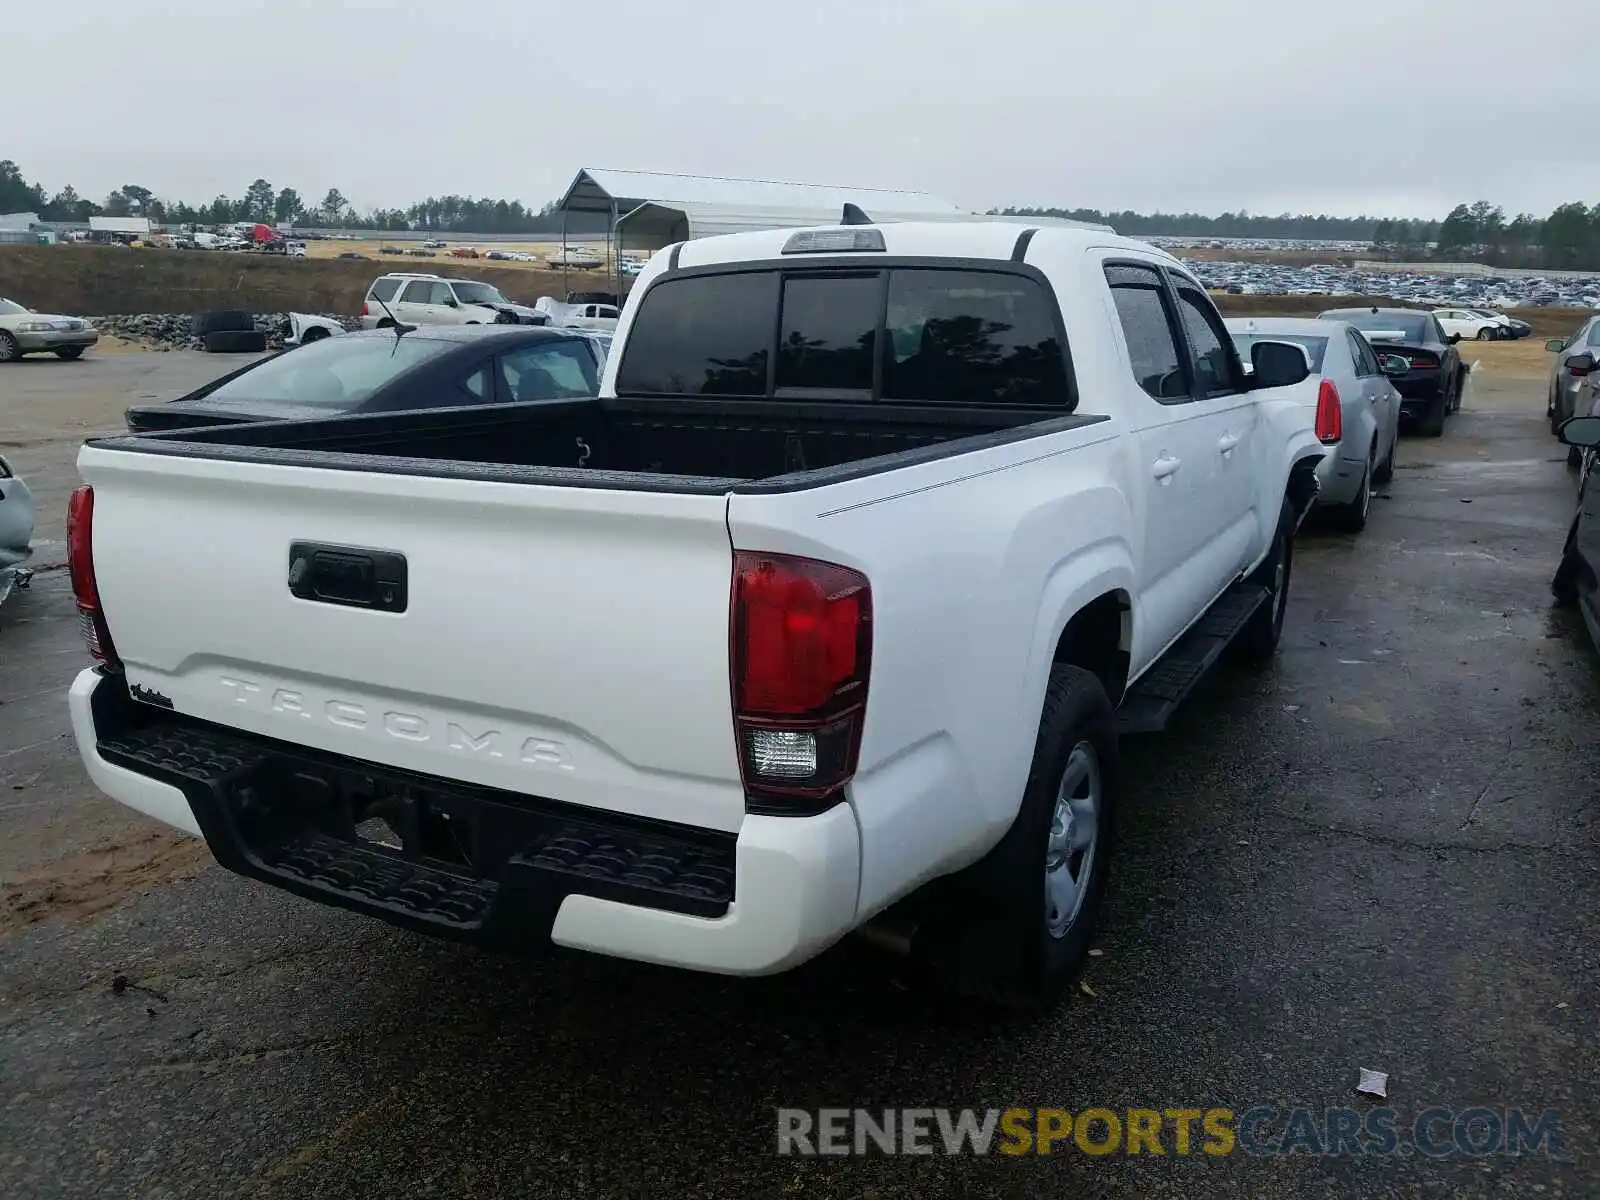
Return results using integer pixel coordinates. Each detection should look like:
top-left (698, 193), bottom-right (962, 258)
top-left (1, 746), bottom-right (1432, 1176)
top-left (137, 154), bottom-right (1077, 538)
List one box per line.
top-left (673, 221), bottom-right (1178, 271)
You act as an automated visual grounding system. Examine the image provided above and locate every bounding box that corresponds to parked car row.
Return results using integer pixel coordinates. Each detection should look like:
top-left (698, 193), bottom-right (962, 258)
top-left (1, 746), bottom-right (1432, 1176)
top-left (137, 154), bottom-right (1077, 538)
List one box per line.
top-left (1186, 257), bottom-right (1600, 308)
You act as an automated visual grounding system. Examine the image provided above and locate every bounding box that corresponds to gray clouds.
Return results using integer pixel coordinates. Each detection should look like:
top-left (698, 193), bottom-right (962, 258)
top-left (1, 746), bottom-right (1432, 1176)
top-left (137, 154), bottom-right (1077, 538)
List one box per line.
top-left (6, 0), bottom-right (1590, 218)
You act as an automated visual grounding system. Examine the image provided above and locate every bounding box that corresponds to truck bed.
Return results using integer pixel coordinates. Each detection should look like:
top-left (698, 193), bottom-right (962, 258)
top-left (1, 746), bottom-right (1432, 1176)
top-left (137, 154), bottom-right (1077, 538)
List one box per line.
top-left (89, 397), bottom-right (1108, 494)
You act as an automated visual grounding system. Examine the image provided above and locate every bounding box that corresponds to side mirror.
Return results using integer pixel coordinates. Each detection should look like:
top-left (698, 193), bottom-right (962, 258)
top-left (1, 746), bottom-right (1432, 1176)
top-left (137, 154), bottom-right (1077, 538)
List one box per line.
top-left (1558, 415), bottom-right (1600, 448)
top-left (1249, 340), bottom-right (1311, 389)
top-left (1565, 352), bottom-right (1597, 378)
top-left (1545, 338), bottom-right (1567, 352)
top-left (443, 297), bottom-right (458, 308)
top-left (1380, 354), bottom-right (1410, 378)
top-left (1448, 333), bottom-right (1462, 344)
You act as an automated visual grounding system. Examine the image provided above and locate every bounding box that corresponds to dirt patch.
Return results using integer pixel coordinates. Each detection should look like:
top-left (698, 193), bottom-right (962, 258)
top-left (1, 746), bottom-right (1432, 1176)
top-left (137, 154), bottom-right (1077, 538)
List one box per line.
top-left (1, 827), bottom-right (212, 936)
top-left (0, 244), bottom-right (626, 317)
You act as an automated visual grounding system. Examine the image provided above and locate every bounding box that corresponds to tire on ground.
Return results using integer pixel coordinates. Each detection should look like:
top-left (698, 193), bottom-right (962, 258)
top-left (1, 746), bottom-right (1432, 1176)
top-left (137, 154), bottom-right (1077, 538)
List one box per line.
top-left (1237, 498), bottom-right (1294, 661)
top-left (919, 664), bottom-right (1119, 1009)
top-left (203, 329), bottom-right (268, 354)
top-left (193, 311), bottom-right (256, 337)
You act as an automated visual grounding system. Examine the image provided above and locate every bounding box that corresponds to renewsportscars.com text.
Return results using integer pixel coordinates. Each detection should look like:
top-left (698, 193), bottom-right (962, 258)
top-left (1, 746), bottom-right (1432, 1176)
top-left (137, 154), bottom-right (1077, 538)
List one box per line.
top-left (776, 1106), bottom-right (1562, 1159)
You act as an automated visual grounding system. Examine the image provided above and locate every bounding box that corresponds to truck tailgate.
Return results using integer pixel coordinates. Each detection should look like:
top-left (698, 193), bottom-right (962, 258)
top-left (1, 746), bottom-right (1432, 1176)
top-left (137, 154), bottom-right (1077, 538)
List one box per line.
top-left (78, 445), bottom-right (747, 833)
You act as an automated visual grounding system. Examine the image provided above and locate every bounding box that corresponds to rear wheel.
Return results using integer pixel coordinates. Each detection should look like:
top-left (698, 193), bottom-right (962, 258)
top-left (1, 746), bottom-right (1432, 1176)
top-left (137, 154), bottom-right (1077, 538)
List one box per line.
top-left (1421, 384), bottom-right (1448, 437)
top-left (1331, 455), bottom-right (1373, 533)
top-left (1373, 429), bottom-right (1396, 485)
top-left (923, 665), bottom-right (1118, 1010)
top-left (1237, 500), bottom-right (1294, 661)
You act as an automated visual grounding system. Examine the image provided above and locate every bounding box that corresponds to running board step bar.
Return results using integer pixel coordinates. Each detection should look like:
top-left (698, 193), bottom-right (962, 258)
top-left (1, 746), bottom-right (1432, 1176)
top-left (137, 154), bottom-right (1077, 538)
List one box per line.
top-left (1115, 583), bottom-right (1270, 735)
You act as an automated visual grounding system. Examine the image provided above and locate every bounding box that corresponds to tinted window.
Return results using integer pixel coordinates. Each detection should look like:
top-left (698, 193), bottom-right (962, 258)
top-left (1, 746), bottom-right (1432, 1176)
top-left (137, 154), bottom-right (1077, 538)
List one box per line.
top-left (1105, 264), bottom-right (1188, 400)
top-left (452, 281), bottom-right (508, 306)
top-left (1348, 330), bottom-right (1380, 376)
top-left (615, 272), bottom-right (775, 396)
top-left (881, 269), bottom-right (1068, 407)
top-left (1586, 321), bottom-right (1600, 347)
top-left (428, 281), bottom-right (456, 305)
top-left (1232, 333), bottom-right (1328, 374)
top-left (499, 340), bottom-right (599, 401)
top-left (400, 280), bottom-right (434, 303)
top-left (370, 278), bottom-right (402, 303)
top-left (202, 335), bottom-right (456, 411)
top-left (1328, 311), bottom-right (1431, 341)
top-left (461, 364), bottom-right (490, 401)
top-left (775, 274), bottom-right (878, 394)
top-left (1173, 285), bottom-right (1239, 395)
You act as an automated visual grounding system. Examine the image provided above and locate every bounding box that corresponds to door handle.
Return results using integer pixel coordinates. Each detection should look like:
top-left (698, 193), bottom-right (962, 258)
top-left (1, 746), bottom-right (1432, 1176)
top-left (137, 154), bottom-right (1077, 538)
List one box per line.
top-left (1152, 455), bottom-right (1182, 482)
top-left (1217, 433), bottom-right (1240, 455)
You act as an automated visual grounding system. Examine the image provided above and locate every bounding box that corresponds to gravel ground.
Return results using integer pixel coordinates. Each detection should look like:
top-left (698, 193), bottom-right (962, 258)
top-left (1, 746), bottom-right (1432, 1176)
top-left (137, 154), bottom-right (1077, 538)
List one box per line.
top-left (0, 355), bottom-right (1596, 1199)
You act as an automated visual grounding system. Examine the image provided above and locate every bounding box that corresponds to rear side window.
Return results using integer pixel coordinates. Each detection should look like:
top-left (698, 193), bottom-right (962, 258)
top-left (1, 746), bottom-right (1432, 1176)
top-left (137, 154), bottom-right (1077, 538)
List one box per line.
top-left (370, 278), bottom-right (402, 302)
top-left (614, 272), bottom-right (775, 396)
top-left (616, 266), bottom-right (1072, 409)
top-left (1104, 263), bottom-right (1188, 401)
top-left (1172, 284), bottom-right (1241, 395)
top-left (1586, 321), bottom-right (1600, 347)
top-left (500, 340), bottom-right (599, 401)
top-left (881, 270), bottom-right (1068, 407)
top-left (400, 280), bottom-right (433, 303)
top-left (776, 274), bottom-right (878, 395)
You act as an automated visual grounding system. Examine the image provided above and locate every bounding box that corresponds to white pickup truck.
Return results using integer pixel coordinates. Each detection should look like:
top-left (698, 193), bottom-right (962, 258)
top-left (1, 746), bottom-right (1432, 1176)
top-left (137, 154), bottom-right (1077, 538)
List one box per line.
top-left (67, 221), bottom-right (1324, 1007)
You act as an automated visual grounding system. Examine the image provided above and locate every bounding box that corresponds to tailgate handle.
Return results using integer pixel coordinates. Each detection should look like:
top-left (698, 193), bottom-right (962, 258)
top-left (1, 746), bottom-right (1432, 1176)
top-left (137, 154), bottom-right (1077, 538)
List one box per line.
top-left (288, 542), bottom-right (408, 613)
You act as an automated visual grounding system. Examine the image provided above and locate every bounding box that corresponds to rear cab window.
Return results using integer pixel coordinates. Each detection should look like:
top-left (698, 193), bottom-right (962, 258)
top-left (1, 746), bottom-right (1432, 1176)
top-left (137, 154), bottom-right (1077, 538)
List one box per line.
top-left (616, 265), bottom-right (1072, 409)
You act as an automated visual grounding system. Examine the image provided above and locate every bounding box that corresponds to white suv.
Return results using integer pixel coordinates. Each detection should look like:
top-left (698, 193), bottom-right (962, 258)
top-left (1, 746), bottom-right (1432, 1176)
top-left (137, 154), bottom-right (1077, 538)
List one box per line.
top-left (359, 273), bottom-right (548, 329)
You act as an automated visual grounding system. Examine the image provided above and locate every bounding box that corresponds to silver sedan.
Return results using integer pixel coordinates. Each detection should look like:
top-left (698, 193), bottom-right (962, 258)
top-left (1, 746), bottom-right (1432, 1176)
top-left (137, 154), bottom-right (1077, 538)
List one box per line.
top-left (1226, 316), bottom-right (1405, 533)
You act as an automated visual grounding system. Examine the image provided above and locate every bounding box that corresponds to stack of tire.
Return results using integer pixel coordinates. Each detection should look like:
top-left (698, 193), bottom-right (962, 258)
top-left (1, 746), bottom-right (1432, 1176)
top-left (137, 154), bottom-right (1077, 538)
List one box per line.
top-left (194, 311), bottom-right (267, 354)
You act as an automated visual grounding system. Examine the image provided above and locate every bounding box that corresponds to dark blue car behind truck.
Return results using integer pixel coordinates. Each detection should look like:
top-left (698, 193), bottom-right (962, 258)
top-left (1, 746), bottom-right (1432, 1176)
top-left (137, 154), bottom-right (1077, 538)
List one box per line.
top-left (123, 326), bottom-right (608, 433)
top-left (1319, 307), bottom-right (1466, 437)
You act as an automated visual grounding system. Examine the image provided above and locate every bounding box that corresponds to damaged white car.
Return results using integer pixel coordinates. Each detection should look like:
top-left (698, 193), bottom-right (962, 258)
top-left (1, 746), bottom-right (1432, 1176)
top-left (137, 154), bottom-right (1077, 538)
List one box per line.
top-left (282, 313), bottom-right (346, 348)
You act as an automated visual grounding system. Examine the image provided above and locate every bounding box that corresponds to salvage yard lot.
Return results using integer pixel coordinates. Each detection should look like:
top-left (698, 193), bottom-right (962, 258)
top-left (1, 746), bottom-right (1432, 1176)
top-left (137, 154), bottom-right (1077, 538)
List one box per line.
top-left (2, 344), bottom-right (1598, 1196)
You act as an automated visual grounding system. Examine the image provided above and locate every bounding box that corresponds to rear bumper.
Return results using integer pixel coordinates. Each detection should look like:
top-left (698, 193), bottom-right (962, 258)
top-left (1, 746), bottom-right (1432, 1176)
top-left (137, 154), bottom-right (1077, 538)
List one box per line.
top-left (68, 669), bottom-right (861, 975)
top-left (1311, 445), bottom-right (1367, 506)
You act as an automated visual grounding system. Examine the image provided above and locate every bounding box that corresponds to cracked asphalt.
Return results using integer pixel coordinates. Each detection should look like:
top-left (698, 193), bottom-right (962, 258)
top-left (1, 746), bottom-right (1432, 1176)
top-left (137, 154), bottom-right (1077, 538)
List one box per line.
top-left (1, 349), bottom-right (1596, 1198)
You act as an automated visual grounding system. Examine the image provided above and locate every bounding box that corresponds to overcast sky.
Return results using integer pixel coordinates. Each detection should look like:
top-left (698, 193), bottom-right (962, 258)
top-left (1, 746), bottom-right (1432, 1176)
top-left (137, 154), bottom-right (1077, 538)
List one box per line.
top-left (8, 0), bottom-right (1591, 220)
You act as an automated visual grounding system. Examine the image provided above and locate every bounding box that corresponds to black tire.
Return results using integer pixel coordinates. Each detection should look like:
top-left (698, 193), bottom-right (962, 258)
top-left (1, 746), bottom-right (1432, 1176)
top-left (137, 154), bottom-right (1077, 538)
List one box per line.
top-left (202, 329), bottom-right (267, 354)
top-left (1476, 326), bottom-right (1495, 341)
top-left (0, 331), bottom-right (18, 363)
top-left (1373, 432), bottom-right (1396, 485)
top-left (1331, 457), bottom-right (1373, 534)
top-left (193, 310), bottom-right (255, 337)
top-left (1237, 500), bottom-right (1294, 661)
top-left (1553, 520), bottom-right (1582, 605)
top-left (923, 665), bottom-right (1118, 1010)
top-left (54, 346), bottom-right (85, 360)
top-left (1420, 384), bottom-right (1448, 437)
top-left (300, 326), bottom-right (330, 344)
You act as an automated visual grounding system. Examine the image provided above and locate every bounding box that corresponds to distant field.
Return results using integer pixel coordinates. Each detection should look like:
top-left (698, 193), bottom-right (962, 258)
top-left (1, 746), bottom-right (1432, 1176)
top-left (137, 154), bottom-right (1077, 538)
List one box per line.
top-left (0, 243), bottom-right (623, 316)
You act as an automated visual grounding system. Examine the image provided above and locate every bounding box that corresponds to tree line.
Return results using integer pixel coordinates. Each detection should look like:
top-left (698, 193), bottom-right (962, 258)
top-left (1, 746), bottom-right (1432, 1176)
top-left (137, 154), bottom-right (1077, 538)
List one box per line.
top-left (998, 201), bottom-right (1600, 271)
top-left (6, 158), bottom-right (1600, 267)
top-left (0, 160), bottom-right (591, 234)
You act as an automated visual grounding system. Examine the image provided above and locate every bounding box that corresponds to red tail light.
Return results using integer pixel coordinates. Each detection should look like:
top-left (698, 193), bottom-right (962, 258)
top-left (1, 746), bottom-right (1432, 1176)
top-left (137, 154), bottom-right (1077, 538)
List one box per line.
top-left (361, 301), bottom-right (370, 316)
top-left (1315, 379), bottom-right (1343, 444)
top-left (1404, 351), bottom-right (1438, 370)
top-left (67, 486), bottom-right (122, 671)
top-left (731, 551), bottom-right (872, 807)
